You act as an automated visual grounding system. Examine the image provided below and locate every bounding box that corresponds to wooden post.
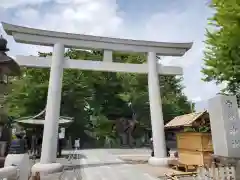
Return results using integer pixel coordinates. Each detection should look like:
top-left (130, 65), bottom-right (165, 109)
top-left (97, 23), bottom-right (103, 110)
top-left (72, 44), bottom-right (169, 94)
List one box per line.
top-left (31, 172), bottom-right (40, 180)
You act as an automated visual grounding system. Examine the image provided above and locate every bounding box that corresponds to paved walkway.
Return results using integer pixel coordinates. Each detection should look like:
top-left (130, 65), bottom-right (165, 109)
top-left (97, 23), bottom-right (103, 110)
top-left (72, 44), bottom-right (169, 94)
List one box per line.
top-left (34, 149), bottom-right (193, 180)
top-left (106, 148), bottom-right (151, 155)
top-left (78, 149), bottom-right (158, 180)
top-left (31, 154), bottom-right (82, 180)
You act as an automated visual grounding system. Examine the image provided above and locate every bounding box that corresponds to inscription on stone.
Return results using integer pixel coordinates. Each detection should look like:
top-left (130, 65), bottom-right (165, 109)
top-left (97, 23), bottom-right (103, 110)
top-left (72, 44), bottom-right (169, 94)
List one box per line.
top-left (232, 139), bottom-right (240, 149)
top-left (225, 99), bottom-right (240, 149)
top-left (229, 125), bottom-right (238, 136)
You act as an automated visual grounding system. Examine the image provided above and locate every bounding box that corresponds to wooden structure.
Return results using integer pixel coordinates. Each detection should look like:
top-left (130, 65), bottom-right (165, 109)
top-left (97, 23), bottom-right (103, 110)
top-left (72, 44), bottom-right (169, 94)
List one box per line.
top-left (177, 132), bottom-right (213, 166)
top-left (165, 111), bottom-right (214, 169)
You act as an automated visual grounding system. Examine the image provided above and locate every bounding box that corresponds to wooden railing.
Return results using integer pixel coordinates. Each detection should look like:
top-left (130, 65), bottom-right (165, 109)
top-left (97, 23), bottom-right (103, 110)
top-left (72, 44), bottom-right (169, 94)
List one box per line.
top-left (197, 165), bottom-right (236, 180)
top-left (165, 164), bottom-right (236, 180)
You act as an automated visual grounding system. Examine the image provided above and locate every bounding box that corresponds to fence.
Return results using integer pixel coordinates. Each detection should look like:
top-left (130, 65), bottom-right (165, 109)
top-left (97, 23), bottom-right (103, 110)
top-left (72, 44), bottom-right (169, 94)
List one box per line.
top-left (165, 164), bottom-right (236, 180)
top-left (197, 165), bottom-right (236, 180)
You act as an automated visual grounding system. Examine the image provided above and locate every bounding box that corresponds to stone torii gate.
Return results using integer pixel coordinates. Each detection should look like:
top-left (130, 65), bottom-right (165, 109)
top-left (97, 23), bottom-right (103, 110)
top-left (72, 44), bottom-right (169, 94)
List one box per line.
top-left (2, 22), bottom-right (192, 167)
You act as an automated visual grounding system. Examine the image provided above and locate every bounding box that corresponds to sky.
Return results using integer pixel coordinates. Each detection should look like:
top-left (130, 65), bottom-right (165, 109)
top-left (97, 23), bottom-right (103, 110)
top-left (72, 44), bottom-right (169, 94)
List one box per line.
top-left (0, 0), bottom-right (222, 111)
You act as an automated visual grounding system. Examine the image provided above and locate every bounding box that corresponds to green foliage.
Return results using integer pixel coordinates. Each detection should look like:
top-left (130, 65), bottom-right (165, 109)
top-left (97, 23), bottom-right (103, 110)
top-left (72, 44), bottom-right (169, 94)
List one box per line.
top-left (84, 114), bottom-right (116, 146)
top-left (202, 0), bottom-right (240, 95)
top-left (118, 72), bottom-right (191, 125)
top-left (184, 126), bottom-right (210, 133)
top-left (6, 49), bottom-right (192, 144)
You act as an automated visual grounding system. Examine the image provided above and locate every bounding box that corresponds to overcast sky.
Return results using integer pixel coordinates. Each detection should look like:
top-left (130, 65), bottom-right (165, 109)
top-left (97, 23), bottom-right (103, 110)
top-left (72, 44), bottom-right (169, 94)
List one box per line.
top-left (0, 0), bottom-right (222, 111)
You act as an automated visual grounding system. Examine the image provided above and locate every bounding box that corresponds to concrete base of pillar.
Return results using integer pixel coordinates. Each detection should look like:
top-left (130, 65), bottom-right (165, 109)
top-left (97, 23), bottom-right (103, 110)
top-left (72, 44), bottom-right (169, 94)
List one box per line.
top-left (148, 156), bottom-right (169, 166)
top-left (31, 163), bottom-right (63, 176)
top-left (0, 166), bottom-right (17, 179)
top-left (4, 153), bottom-right (30, 180)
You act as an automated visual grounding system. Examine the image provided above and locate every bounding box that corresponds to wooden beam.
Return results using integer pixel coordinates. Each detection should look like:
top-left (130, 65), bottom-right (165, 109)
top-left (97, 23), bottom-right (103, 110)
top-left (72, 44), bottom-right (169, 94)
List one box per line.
top-left (16, 55), bottom-right (183, 75)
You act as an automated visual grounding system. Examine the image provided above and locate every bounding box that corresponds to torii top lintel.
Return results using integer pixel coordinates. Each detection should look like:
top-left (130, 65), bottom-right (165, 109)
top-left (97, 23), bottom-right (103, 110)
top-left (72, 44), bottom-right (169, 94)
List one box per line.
top-left (2, 22), bottom-right (193, 56)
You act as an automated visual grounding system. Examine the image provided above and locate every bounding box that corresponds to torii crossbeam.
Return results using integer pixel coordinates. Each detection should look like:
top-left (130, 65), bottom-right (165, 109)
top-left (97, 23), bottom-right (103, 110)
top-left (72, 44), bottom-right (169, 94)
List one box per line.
top-left (15, 55), bottom-right (183, 75)
top-left (2, 22), bottom-right (192, 167)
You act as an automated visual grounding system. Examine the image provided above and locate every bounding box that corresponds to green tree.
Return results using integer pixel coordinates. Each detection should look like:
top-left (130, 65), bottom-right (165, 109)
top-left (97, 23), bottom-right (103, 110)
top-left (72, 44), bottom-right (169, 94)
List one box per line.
top-left (202, 0), bottom-right (240, 95)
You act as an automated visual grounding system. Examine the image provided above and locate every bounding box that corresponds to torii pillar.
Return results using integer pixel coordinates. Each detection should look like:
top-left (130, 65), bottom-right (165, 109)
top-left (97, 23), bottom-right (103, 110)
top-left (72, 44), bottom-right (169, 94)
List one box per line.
top-left (2, 22), bottom-right (192, 167)
top-left (41, 43), bottom-right (65, 163)
top-left (147, 52), bottom-right (168, 165)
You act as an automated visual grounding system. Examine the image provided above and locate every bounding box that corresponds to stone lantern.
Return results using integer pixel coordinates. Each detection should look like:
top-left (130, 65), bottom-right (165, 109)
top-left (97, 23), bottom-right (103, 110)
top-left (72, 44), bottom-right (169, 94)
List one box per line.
top-left (0, 35), bottom-right (20, 122)
top-left (0, 35), bottom-right (20, 76)
top-left (0, 36), bottom-right (20, 159)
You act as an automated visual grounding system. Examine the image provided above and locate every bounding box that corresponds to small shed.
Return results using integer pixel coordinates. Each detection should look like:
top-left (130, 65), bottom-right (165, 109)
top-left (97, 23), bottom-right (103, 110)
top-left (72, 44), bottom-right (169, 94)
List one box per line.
top-left (164, 111), bottom-right (210, 151)
top-left (165, 111), bottom-right (213, 167)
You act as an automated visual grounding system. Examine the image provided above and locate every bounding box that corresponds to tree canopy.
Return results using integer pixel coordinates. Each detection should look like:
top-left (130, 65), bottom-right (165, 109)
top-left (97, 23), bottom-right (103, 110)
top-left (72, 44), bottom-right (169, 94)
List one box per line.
top-left (202, 0), bottom-right (240, 95)
top-left (6, 49), bottom-right (191, 146)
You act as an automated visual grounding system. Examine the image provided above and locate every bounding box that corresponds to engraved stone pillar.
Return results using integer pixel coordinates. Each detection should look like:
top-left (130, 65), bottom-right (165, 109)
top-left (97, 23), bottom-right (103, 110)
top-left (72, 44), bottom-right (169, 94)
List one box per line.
top-left (208, 95), bottom-right (240, 157)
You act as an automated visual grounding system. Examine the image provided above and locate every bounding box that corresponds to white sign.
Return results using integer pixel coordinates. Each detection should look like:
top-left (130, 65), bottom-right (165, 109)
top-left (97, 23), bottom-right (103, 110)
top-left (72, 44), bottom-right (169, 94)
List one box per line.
top-left (12, 128), bottom-right (16, 135)
top-left (59, 128), bottom-right (65, 139)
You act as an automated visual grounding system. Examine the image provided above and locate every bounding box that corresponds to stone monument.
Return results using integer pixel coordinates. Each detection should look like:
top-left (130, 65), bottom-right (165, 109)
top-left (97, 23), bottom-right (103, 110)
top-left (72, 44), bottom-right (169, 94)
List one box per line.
top-left (208, 95), bottom-right (240, 158)
top-left (208, 95), bottom-right (240, 179)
